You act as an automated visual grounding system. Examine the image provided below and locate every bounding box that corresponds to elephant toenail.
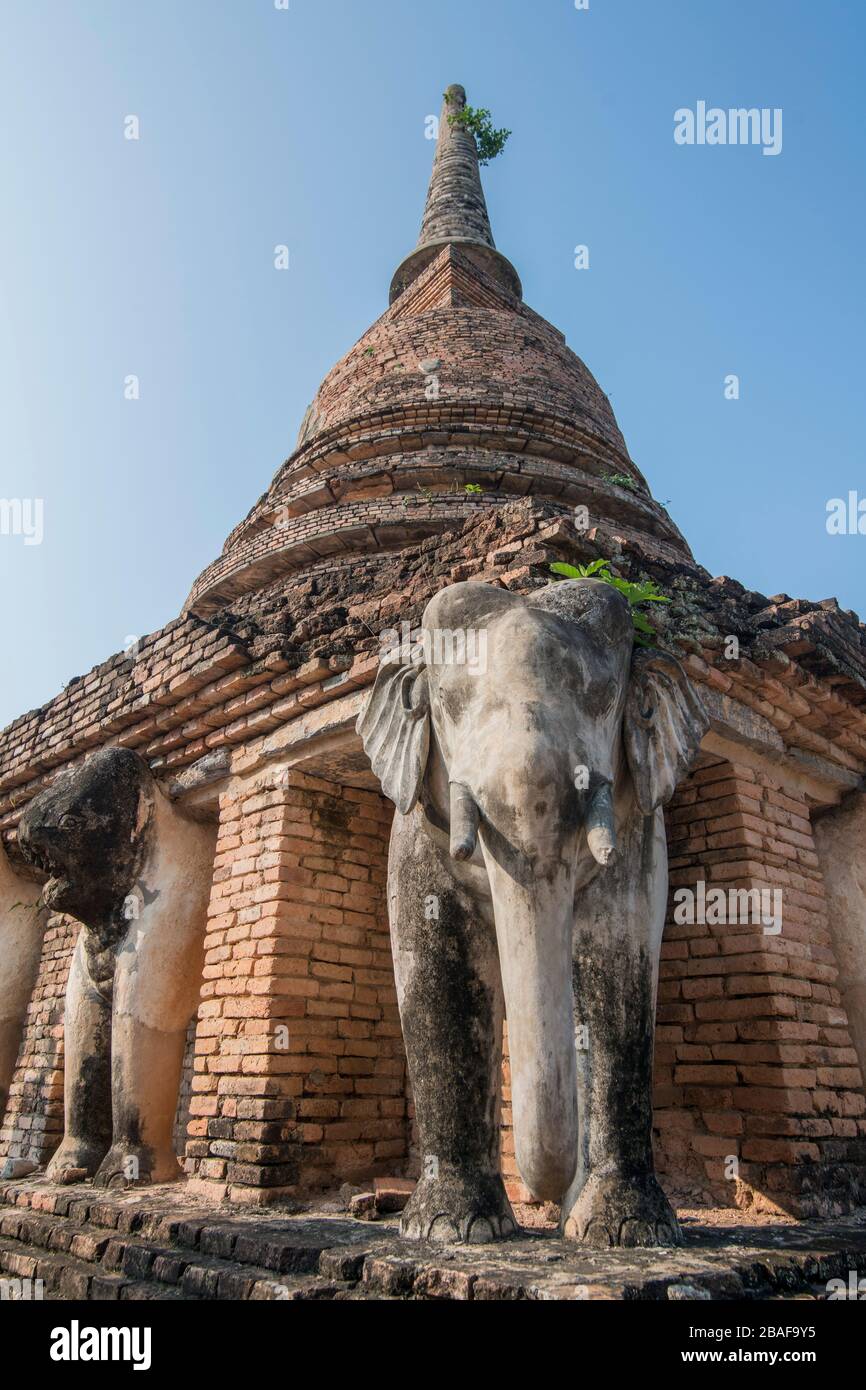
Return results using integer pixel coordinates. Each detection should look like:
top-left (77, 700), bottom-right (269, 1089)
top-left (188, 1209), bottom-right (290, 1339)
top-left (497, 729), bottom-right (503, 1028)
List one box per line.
top-left (427, 1214), bottom-right (459, 1243)
top-left (583, 1219), bottom-right (614, 1249)
top-left (620, 1219), bottom-right (654, 1247)
top-left (467, 1216), bottom-right (494, 1243)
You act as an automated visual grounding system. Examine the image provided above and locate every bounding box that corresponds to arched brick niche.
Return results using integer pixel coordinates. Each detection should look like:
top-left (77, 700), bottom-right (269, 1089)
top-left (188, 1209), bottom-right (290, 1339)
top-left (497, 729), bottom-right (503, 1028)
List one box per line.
top-left (812, 794), bottom-right (866, 1103)
top-left (654, 756), bottom-right (866, 1217)
top-left (0, 913), bottom-right (75, 1167)
top-left (0, 915), bottom-right (202, 1171)
top-left (184, 771), bottom-right (409, 1200)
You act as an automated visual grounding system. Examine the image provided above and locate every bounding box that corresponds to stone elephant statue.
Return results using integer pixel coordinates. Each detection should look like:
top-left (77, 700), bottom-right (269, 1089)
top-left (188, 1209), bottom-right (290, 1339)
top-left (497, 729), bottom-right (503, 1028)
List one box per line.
top-left (18, 747), bottom-right (215, 1186)
top-left (0, 840), bottom-right (46, 1125)
top-left (357, 577), bottom-right (707, 1246)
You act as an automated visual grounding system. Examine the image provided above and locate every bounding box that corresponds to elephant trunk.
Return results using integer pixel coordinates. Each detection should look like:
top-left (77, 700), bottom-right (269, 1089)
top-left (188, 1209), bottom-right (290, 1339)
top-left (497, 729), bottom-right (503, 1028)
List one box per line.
top-left (481, 839), bottom-right (579, 1201)
top-left (449, 782), bottom-right (480, 861)
top-left (586, 779), bottom-right (616, 867)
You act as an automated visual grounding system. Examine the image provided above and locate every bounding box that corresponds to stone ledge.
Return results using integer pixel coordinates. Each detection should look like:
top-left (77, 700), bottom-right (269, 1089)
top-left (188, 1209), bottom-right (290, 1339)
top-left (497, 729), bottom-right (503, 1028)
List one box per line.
top-left (1, 1180), bottom-right (865, 1301)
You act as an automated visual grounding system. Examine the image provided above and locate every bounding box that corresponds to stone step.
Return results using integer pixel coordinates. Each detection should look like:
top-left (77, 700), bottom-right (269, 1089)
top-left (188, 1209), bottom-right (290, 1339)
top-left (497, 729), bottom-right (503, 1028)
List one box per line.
top-left (0, 1187), bottom-right (354, 1302)
top-left (0, 1236), bottom-right (195, 1301)
top-left (0, 1216), bottom-right (344, 1302)
top-left (0, 1181), bottom-right (369, 1271)
top-left (4, 1181), bottom-right (866, 1302)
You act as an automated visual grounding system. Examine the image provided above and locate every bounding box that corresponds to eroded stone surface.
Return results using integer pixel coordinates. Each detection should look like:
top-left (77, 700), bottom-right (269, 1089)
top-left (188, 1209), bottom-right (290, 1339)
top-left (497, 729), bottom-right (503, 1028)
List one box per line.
top-left (357, 578), bottom-right (707, 1246)
top-left (1, 1180), bottom-right (865, 1301)
top-left (0, 82), bottom-right (864, 1224)
top-left (17, 750), bottom-right (215, 1188)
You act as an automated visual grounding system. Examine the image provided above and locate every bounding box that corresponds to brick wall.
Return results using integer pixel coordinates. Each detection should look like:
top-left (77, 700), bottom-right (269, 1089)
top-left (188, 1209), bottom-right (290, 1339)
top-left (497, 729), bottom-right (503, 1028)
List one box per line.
top-left (185, 769), bottom-right (407, 1201)
top-left (4, 754), bottom-right (864, 1216)
top-left (500, 1024), bottom-right (527, 1203)
top-left (0, 913), bottom-right (74, 1166)
top-left (0, 915), bottom-right (197, 1170)
top-left (654, 756), bottom-right (866, 1216)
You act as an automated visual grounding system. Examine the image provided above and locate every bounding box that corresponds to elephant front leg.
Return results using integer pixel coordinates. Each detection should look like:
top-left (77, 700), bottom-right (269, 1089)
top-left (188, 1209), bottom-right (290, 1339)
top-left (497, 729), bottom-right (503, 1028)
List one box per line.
top-left (47, 934), bottom-right (113, 1182)
top-left (390, 813), bottom-right (515, 1244)
top-left (94, 1014), bottom-right (189, 1187)
top-left (94, 915), bottom-right (203, 1188)
top-left (562, 935), bottom-right (681, 1247)
top-left (561, 821), bottom-right (681, 1247)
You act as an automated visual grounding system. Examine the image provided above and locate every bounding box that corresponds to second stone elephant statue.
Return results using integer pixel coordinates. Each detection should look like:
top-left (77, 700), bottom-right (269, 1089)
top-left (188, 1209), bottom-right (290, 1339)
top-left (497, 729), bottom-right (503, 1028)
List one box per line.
top-left (358, 576), bottom-right (708, 1247)
top-left (19, 747), bottom-right (215, 1187)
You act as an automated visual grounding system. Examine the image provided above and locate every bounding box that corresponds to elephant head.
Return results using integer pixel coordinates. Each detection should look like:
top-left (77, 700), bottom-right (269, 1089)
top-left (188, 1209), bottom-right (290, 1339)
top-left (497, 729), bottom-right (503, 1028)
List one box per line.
top-left (19, 747), bottom-right (154, 944)
top-left (358, 577), bottom-right (707, 1218)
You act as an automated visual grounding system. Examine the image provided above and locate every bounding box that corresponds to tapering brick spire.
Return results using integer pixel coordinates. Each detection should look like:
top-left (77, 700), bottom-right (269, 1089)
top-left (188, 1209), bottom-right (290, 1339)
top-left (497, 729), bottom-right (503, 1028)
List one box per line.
top-left (389, 84), bottom-right (522, 304)
top-left (418, 84), bottom-right (496, 250)
top-left (184, 82), bottom-right (692, 620)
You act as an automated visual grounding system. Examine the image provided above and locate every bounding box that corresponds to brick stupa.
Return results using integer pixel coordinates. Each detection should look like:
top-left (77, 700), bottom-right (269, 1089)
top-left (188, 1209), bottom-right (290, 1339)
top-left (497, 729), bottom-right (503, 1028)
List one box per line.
top-left (1, 85), bottom-right (865, 1216)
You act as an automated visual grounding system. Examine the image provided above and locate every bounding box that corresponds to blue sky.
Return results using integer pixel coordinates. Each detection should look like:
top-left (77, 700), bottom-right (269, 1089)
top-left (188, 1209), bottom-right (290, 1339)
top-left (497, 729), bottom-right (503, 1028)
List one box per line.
top-left (0, 0), bottom-right (863, 728)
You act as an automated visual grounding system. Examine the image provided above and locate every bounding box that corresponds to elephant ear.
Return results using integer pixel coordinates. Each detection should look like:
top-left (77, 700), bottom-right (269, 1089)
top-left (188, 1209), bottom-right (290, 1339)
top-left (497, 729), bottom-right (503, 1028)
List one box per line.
top-left (356, 658), bottom-right (430, 814)
top-left (624, 649), bottom-right (708, 814)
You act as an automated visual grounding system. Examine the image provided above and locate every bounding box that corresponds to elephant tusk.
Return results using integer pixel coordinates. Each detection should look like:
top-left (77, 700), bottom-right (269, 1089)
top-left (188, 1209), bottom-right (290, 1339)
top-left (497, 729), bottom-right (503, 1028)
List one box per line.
top-left (586, 780), bottom-right (617, 867)
top-left (449, 782), bottom-right (479, 861)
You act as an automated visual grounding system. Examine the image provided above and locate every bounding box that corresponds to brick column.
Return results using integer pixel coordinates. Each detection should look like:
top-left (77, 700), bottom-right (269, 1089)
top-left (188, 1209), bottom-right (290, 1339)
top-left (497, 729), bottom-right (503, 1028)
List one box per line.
top-left (0, 914), bottom-right (74, 1167)
top-left (185, 769), bottom-right (406, 1202)
top-left (654, 756), bottom-right (866, 1216)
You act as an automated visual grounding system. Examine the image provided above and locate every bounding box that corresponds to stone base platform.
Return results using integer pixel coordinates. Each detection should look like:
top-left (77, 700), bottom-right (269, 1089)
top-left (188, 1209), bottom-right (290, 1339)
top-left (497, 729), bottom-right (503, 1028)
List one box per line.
top-left (1, 1180), bottom-right (865, 1301)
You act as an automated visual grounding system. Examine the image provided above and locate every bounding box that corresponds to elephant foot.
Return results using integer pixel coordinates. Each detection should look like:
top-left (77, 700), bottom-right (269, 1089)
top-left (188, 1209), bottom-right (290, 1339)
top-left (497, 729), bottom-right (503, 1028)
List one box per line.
top-left (93, 1142), bottom-right (180, 1189)
top-left (561, 1171), bottom-right (682, 1248)
top-left (46, 1137), bottom-right (107, 1184)
top-left (399, 1169), bottom-right (517, 1244)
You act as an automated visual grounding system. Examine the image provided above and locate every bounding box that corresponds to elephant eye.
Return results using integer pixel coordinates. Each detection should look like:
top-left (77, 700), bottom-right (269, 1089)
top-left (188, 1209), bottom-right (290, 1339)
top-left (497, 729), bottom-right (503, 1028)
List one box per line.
top-left (58, 813), bottom-right (81, 830)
